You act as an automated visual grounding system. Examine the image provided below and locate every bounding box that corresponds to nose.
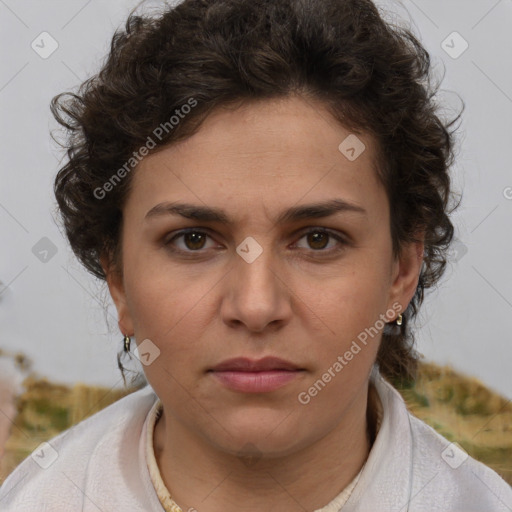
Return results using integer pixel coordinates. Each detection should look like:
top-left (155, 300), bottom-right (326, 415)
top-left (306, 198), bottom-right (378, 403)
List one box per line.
top-left (220, 243), bottom-right (293, 334)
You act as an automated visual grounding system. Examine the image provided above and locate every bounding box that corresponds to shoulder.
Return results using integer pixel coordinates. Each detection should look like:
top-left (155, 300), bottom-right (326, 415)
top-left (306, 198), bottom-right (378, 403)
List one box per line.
top-left (0, 384), bottom-right (158, 511)
top-left (379, 375), bottom-right (512, 510)
top-left (407, 411), bottom-right (512, 508)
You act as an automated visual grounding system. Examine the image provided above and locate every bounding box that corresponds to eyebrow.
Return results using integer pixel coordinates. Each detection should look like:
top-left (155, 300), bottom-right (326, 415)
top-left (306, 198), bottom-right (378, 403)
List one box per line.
top-left (145, 199), bottom-right (367, 224)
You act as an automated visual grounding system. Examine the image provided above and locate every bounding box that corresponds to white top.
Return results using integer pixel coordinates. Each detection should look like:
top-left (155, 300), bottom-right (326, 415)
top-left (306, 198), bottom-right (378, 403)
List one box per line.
top-left (0, 369), bottom-right (510, 511)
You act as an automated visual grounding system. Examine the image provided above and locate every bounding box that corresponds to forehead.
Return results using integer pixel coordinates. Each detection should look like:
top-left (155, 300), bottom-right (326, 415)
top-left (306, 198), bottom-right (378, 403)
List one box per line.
top-left (127, 95), bottom-right (386, 223)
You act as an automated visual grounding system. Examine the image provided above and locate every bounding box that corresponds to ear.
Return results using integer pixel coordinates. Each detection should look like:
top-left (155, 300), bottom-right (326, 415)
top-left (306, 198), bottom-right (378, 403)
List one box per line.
top-left (386, 232), bottom-right (425, 317)
top-left (100, 253), bottom-right (134, 336)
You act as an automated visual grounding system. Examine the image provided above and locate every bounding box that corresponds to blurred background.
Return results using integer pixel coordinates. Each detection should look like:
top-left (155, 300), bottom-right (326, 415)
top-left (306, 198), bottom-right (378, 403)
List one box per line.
top-left (0, 0), bottom-right (511, 484)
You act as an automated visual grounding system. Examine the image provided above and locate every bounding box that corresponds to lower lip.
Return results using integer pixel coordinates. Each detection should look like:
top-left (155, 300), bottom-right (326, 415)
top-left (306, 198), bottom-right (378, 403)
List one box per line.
top-left (209, 370), bottom-right (303, 392)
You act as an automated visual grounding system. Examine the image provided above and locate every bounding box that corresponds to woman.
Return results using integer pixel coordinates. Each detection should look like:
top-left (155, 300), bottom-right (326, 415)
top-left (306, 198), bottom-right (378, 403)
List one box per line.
top-left (0, 0), bottom-right (510, 510)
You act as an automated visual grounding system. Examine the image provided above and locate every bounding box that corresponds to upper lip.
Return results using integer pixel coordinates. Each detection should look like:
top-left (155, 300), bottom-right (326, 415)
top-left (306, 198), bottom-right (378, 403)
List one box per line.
top-left (209, 357), bottom-right (302, 372)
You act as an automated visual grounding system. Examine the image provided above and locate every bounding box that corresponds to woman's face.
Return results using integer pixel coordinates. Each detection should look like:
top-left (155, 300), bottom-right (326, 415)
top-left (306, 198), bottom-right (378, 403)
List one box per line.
top-left (104, 95), bottom-right (423, 458)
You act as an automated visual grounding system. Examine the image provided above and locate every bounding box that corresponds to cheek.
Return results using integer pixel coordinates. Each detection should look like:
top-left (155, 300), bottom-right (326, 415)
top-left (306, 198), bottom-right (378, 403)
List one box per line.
top-left (124, 263), bottom-right (218, 372)
top-left (297, 257), bottom-right (389, 377)
top-left (308, 263), bottom-right (390, 336)
top-left (125, 248), bottom-right (211, 332)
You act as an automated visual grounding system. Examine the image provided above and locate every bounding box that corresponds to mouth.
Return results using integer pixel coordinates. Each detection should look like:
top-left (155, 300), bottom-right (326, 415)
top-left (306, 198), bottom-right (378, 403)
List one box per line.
top-left (207, 357), bottom-right (305, 393)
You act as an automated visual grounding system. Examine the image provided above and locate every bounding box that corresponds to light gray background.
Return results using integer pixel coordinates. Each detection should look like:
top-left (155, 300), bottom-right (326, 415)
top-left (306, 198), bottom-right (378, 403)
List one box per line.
top-left (0, 0), bottom-right (511, 398)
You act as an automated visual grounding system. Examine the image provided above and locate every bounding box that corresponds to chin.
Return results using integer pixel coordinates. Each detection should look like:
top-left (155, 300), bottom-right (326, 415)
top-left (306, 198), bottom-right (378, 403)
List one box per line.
top-left (207, 414), bottom-right (311, 459)
top-left (221, 435), bottom-right (303, 461)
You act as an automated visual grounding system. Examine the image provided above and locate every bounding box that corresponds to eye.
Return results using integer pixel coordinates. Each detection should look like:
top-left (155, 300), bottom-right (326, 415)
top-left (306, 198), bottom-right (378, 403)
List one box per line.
top-left (164, 229), bottom-right (217, 252)
top-left (164, 227), bottom-right (348, 255)
top-left (294, 228), bottom-right (347, 252)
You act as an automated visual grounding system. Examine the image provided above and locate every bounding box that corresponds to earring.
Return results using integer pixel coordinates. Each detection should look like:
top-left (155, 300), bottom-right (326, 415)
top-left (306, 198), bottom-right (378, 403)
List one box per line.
top-left (123, 334), bottom-right (131, 353)
top-left (396, 313), bottom-right (403, 326)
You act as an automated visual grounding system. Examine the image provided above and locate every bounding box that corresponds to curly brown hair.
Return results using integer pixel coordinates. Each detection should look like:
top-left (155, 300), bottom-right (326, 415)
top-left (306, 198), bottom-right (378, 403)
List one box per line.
top-left (51, 0), bottom-right (462, 387)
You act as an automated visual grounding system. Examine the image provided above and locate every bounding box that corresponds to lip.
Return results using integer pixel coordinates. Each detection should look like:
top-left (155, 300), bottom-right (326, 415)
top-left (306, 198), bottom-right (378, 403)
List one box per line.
top-left (209, 356), bottom-right (302, 372)
top-left (208, 357), bottom-right (305, 393)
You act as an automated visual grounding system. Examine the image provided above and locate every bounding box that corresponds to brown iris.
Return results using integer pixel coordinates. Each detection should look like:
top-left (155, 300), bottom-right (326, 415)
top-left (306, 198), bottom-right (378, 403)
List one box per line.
top-left (307, 231), bottom-right (329, 250)
top-left (184, 232), bottom-right (207, 250)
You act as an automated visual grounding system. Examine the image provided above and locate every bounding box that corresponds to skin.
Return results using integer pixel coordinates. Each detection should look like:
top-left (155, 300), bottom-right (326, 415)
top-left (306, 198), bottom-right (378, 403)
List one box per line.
top-left (102, 94), bottom-right (424, 512)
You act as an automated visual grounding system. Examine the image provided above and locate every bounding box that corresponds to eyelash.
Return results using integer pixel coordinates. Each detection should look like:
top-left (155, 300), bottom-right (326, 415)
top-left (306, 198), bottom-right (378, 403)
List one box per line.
top-left (163, 227), bottom-right (348, 256)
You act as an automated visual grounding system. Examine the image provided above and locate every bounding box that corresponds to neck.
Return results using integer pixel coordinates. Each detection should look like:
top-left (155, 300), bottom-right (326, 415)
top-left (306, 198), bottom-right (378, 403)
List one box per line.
top-left (153, 381), bottom-right (379, 512)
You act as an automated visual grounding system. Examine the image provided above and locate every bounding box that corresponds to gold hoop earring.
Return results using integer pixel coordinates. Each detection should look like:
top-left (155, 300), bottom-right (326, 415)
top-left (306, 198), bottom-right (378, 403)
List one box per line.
top-left (396, 313), bottom-right (403, 326)
top-left (123, 334), bottom-right (131, 353)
